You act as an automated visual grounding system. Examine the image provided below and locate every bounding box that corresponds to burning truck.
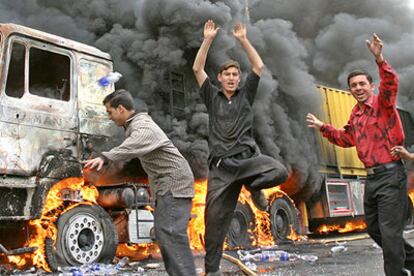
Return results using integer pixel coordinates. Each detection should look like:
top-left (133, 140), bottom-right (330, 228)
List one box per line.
top-left (0, 23), bottom-right (155, 271)
top-left (1, 22), bottom-right (414, 272)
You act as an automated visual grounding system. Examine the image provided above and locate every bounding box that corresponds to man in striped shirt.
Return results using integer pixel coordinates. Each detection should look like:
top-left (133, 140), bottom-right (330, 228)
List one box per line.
top-left (84, 89), bottom-right (196, 276)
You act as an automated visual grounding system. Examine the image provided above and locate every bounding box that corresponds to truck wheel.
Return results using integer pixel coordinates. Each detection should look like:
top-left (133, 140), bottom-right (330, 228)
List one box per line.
top-left (270, 197), bottom-right (299, 241)
top-left (226, 202), bottom-right (255, 247)
top-left (47, 205), bottom-right (118, 270)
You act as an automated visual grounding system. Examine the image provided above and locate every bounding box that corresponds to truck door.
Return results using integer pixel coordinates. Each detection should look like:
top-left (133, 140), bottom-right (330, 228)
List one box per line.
top-left (0, 35), bottom-right (77, 176)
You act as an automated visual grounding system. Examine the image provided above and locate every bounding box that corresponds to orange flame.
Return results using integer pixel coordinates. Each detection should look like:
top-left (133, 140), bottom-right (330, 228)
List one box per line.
top-left (316, 220), bottom-right (367, 234)
top-left (238, 187), bottom-right (273, 247)
top-left (7, 177), bottom-right (98, 272)
top-left (188, 179), bottom-right (208, 250)
top-left (5, 173), bottom-right (308, 271)
top-left (116, 243), bottom-right (160, 261)
top-left (408, 189), bottom-right (414, 207)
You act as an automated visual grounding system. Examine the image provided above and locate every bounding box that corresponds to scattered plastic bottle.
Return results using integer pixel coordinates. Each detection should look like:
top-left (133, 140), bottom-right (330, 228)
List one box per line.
top-left (331, 245), bottom-right (347, 253)
top-left (97, 72), bottom-right (122, 87)
top-left (301, 254), bottom-right (318, 263)
top-left (89, 263), bottom-right (101, 273)
top-left (240, 253), bottom-right (255, 262)
top-left (261, 251), bottom-right (277, 262)
top-left (245, 261), bottom-right (257, 271)
top-left (116, 256), bottom-right (130, 269)
top-left (70, 267), bottom-right (83, 276)
top-left (252, 253), bottom-right (263, 262)
top-left (288, 253), bottom-right (300, 261)
top-left (279, 251), bottom-right (289, 261)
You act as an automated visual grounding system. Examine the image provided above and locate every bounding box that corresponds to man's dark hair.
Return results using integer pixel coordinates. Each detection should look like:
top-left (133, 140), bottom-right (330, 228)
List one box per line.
top-left (219, 59), bottom-right (241, 74)
top-left (103, 89), bottom-right (135, 110)
top-left (347, 70), bottom-right (373, 86)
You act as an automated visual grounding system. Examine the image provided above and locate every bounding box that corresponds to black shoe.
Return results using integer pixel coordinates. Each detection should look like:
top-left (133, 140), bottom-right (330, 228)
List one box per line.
top-left (250, 190), bottom-right (268, 211)
top-left (403, 268), bottom-right (412, 276)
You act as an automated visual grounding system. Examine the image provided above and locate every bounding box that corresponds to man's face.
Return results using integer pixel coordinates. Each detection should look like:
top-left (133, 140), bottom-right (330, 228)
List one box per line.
top-left (217, 66), bottom-right (241, 94)
top-left (348, 75), bottom-right (375, 104)
top-left (105, 103), bottom-right (126, 126)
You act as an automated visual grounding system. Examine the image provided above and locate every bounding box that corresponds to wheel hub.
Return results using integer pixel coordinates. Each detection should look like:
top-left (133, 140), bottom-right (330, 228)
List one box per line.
top-left (64, 213), bottom-right (104, 264)
top-left (275, 210), bottom-right (289, 236)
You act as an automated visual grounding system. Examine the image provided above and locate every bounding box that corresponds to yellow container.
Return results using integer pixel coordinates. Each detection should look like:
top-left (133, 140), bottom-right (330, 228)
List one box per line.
top-left (317, 86), bottom-right (366, 176)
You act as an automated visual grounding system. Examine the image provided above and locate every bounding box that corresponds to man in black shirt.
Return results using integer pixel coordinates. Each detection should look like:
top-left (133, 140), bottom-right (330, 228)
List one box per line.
top-left (193, 20), bottom-right (288, 276)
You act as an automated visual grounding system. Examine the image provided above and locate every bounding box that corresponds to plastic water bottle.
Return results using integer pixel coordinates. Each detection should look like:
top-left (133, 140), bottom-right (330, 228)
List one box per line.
top-left (89, 263), bottom-right (101, 273)
top-left (301, 254), bottom-right (318, 263)
top-left (252, 253), bottom-right (263, 262)
top-left (245, 261), bottom-right (257, 271)
top-left (330, 245), bottom-right (347, 253)
top-left (98, 72), bottom-right (122, 87)
top-left (70, 267), bottom-right (83, 276)
top-left (261, 251), bottom-right (277, 262)
top-left (280, 251), bottom-right (289, 261)
top-left (116, 256), bottom-right (130, 269)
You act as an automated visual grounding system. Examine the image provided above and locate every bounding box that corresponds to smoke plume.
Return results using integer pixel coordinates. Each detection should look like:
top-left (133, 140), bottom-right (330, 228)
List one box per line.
top-left (3, 0), bottom-right (414, 199)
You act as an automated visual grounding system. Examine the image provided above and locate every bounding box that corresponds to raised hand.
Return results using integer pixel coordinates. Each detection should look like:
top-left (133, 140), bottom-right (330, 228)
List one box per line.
top-left (204, 19), bottom-right (219, 40)
top-left (306, 113), bottom-right (324, 130)
top-left (366, 33), bottom-right (384, 62)
top-left (232, 22), bottom-right (247, 41)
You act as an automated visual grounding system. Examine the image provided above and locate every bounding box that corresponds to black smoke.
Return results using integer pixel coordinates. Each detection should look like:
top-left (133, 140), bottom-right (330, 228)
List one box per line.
top-left (3, 0), bottom-right (414, 199)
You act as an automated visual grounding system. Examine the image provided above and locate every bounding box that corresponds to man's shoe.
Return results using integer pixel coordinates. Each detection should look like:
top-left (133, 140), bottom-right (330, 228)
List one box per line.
top-left (250, 190), bottom-right (268, 211)
top-left (403, 268), bottom-right (412, 276)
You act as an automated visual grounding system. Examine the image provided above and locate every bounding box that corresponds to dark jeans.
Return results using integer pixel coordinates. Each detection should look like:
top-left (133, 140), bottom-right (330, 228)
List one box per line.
top-left (364, 165), bottom-right (414, 276)
top-left (154, 191), bottom-right (196, 276)
top-left (204, 157), bottom-right (287, 273)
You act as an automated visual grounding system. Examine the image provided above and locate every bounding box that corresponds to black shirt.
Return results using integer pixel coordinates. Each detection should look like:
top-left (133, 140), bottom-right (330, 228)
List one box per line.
top-left (200, 71), bottom-right (260, 159)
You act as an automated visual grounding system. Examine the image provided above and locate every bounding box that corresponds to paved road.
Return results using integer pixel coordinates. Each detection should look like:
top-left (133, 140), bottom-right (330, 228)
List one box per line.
top-left (8, 230), bottom-right (414, 275)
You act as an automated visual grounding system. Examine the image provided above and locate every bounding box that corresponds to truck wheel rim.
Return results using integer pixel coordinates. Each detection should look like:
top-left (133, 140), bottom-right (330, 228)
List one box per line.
top-left (63, 212), bottom-right (104, 264)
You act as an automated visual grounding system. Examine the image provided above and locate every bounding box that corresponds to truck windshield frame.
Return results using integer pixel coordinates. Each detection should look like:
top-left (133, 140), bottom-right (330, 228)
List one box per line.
top-left (4, 35), bottom-right (73, 103)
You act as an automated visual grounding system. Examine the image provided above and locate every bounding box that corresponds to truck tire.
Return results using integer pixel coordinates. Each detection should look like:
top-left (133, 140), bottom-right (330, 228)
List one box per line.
top-left (226, 202), bottom-right (255, 247)
top-left (47, 204), bottom-right (118, 270)
top-left (270, 197), bottom-right (299, 241)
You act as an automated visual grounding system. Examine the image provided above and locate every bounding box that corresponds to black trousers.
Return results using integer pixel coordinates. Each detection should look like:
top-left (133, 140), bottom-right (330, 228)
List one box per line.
top-left (364, 165), bottom-right (414, 276)
top-left (154, 191), bottom-right (196, 276)
top-left (204, 155), bottom-right (288, 273)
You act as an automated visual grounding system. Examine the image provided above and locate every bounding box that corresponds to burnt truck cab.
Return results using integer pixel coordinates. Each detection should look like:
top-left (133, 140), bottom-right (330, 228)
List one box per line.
top-left (0, 23), bottom-right (154, 269)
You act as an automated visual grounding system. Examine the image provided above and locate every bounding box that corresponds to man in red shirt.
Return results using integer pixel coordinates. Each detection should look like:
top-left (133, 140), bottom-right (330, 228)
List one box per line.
top-left (307, 34), bottom-right (414, 276)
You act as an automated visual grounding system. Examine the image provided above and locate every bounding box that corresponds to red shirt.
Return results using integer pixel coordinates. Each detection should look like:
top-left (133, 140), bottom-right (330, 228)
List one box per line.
top-left (320, 60), bottom-right (404, 168)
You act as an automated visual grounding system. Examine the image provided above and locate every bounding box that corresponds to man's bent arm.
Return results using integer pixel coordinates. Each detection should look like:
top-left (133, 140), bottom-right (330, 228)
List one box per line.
top-left (378, 60), bottom-right (399, 107)
top-left (320, 123), bottom-right (355, 148)
top-left (102, 130), bottom-right (161, 162)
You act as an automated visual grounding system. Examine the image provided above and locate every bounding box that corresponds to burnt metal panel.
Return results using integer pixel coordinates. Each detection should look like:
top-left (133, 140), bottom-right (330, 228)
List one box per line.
top-left (0, 23), bottom-right (111, 61)
top-left (78, 57), bottom-right (120, 137)
top-left (0, 187), bottom-right (29, 217)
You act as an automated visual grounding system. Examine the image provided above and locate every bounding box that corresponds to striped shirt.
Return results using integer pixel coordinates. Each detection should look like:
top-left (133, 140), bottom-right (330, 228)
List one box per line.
top-left (102, 113), bottom-right (194, 198)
